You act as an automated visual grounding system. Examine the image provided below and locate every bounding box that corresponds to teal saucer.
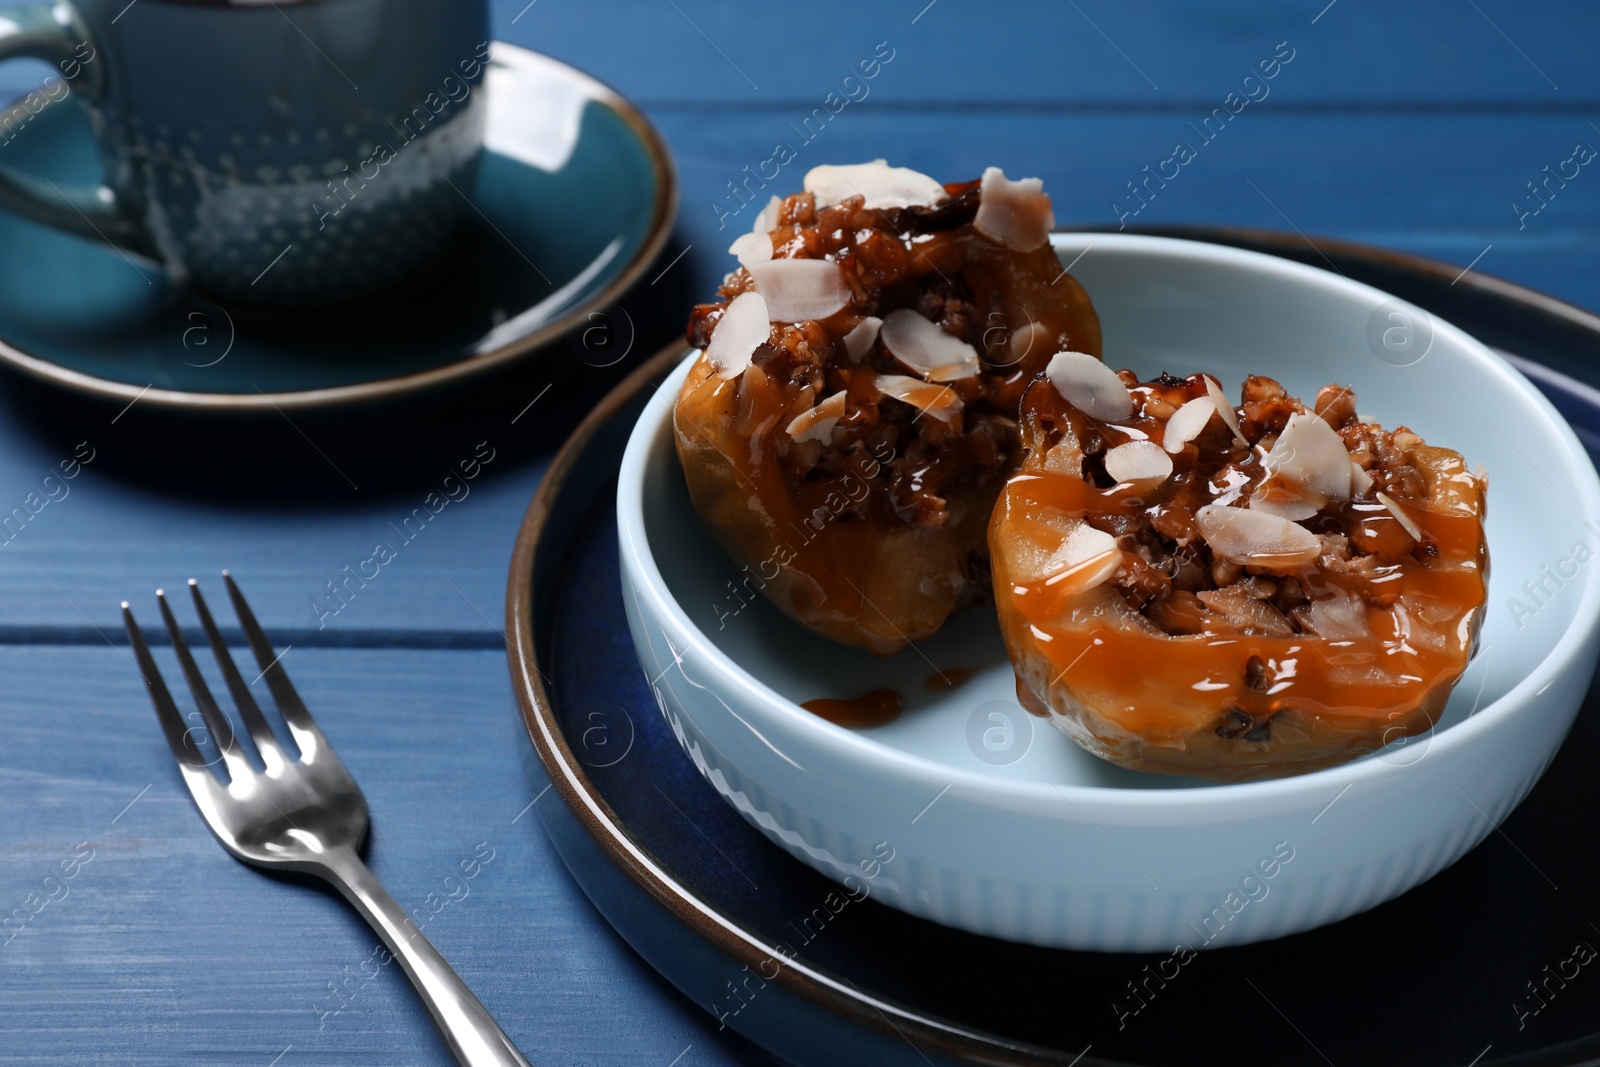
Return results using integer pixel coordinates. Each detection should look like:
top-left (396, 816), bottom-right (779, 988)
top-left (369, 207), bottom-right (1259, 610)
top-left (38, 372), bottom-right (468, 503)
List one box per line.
top-left (0, 43), bottom-right (675, 413)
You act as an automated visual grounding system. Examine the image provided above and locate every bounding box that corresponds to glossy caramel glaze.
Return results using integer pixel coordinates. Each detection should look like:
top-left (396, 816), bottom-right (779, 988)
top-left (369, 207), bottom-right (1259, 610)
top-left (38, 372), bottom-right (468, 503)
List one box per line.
top-left (675, 179), bottom-right (1101, 654)
top-left (990, 371), bottom-right (1489, 781)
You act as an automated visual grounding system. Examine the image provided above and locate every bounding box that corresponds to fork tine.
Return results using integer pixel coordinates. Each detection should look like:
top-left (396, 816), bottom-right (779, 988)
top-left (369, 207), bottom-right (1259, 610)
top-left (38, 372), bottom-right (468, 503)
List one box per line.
top-left (123, 602), bottom-right (211, 770)
top-left (156, 588), bottom-right (255, 782)
top-left (188, 579), bottom-right (289, 774)
top-left (222, 571), bottom-right (328, 756)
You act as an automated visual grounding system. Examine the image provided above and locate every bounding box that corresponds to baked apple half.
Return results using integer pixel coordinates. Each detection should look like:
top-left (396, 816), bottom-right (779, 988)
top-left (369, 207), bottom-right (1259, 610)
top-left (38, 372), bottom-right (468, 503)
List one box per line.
top-left (675, 162), bottom-right (1101, 654)
top-left (990, 356), bottom-right (1489, 781)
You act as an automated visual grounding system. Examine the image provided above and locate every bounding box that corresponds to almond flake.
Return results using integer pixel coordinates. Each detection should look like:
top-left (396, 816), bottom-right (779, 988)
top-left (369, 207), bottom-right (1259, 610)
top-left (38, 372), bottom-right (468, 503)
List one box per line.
top-left (1041, 523), bottom-right (1122, 594)
top-left (803, 160), bottom-right (947, 211)
top-left (704, 291), bottom-right (770, 379)
top-left (1350, 461), bottom-right (1374, 496)
top-left (1376, 491), bottom-right (1424, 541)
top-left (746, 259), bottom-right (853, 322)
top-left (752, 195), bottom-right (782, 233)
top-left (874, 373), bottom-right (963, 422)
top-left (1194, 503), bottom-right (1321, 569)
top-left (1299, 590), bottom-right (1370, 639)
top-left (1008, 321), bottom-right (1051, 365)
top-left (727, 231), bottom-right (773, 267)
top-left (1196, 587), bottom-right (1294, 637)
top-left (1248, 484), bottom-right (1323, 523)
top-left (1204, 376), bottom-right (1250, 447)
top-left (1250, 412), bottom-right (1353, 520)
top-left (842, 316), bottom-right (882, 361)
top-left (1046, 351), bottom-right (1133, 421)
top-left (786, 390), bottom-right (848, 444)
top-left (1263, 413), bottom-right (1352, 498)
top-left (1103, 440), bottom-right (1173, 485)
top-left (973, 167), bottom-right (1055, 251)
top-left (1163, 395), bottom-right (1217, 453)
top-left (879, 308), bottom-right (981, 381)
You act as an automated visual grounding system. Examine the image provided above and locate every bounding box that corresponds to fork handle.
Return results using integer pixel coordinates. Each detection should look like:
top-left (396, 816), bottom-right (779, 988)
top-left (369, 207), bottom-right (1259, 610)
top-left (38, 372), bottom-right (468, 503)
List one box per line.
top-left (319, 846), bottom-right (536, 1067)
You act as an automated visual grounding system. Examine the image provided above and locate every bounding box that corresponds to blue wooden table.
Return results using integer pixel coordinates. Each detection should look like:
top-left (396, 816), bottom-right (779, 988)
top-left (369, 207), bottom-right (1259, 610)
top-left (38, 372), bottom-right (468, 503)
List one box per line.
top-left (2, 1), bottom-right (1598, 1063)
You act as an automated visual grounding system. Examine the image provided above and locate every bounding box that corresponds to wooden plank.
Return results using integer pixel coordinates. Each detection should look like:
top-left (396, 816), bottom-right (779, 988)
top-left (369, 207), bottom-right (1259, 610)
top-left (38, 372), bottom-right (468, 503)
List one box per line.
top-left (3, 2), bottom-right (1594, 108)
top-left (0, 645), bottom-right (778, 1065)
top-left (0, 429), bottom-right (552, 639)
top-left (489, 0), bottom-right (1600, 105)
top-left (657, 109), bottom-right (1600, 311)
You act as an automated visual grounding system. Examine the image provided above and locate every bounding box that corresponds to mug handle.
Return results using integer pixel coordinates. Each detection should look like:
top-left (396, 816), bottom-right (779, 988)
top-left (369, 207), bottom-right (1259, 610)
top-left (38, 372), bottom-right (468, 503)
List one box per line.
top-left (0, 4), bottom-right (149, 253)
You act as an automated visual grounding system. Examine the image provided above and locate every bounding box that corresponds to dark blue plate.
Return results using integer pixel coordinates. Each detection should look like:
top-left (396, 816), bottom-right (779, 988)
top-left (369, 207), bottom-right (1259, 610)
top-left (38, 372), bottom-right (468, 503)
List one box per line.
top-left (0, 43), bottom-right (674, 413)
top-left (507, 230), bottom-right (1600, 1067)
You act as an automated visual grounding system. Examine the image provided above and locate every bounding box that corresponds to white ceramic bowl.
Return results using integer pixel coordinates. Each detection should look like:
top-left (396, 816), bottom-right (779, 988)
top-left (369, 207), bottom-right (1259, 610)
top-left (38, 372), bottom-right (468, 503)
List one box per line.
top-left (618, 233), bottom-right (1600, 952)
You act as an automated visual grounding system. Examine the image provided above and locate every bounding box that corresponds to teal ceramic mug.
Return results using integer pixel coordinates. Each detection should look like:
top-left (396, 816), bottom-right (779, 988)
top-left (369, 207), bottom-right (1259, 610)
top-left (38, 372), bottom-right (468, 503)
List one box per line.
top-left (0, 0), bottom-right (489, 306)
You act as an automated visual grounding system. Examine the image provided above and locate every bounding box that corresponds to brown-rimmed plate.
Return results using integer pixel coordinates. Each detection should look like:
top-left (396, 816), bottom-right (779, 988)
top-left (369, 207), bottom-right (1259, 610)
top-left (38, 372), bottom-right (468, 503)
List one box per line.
top-left (506, 229), bottom-right (1600, 1066)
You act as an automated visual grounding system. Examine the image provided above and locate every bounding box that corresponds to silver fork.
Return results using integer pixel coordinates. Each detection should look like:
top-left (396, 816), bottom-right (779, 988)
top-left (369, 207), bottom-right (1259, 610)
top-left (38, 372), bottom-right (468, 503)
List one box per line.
top-left (122, 572), bottom-right (534, 1067)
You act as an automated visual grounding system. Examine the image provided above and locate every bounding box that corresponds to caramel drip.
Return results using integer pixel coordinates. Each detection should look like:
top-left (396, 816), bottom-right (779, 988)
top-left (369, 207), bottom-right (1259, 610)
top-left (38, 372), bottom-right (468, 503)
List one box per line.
top-left (802, 688), bottom-right (906, 728)
top-left (925, 667), bottom-right (978, 690)
top-left (684, 368), bottom-right (891, 625)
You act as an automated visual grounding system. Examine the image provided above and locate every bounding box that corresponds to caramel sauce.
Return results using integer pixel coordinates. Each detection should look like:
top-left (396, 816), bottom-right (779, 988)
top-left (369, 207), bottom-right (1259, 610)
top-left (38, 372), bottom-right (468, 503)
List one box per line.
top-left (993, 373), bottom-right (1488, 747)
top-left (925, 667), bottom-right (978, 690)
top-left (1003, 544), bottom-right (1476, 740)
top-left (683, 367), bottom-right (892, 625)
top-left (802, 688), bottom-right (906, 728)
